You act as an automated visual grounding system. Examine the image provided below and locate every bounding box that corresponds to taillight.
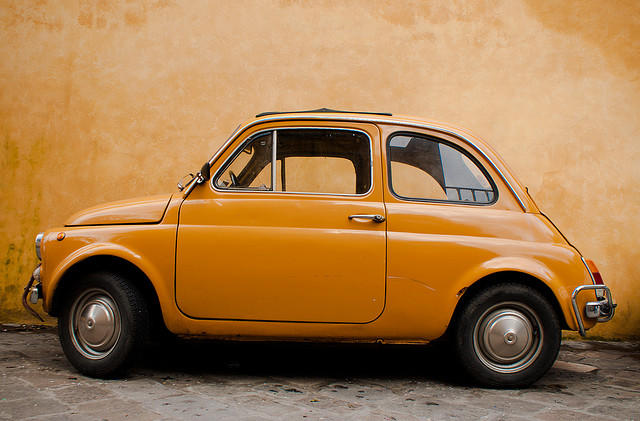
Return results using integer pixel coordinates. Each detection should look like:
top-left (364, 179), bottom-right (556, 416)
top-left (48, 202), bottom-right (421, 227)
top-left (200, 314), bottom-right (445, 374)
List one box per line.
top-left (585, 259), bottom-right (604, 285)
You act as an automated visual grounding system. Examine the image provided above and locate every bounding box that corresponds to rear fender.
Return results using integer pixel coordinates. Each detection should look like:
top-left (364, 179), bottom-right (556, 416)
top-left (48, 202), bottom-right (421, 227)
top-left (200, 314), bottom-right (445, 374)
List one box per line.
top-left (454, 255), bottom-right (590, 332)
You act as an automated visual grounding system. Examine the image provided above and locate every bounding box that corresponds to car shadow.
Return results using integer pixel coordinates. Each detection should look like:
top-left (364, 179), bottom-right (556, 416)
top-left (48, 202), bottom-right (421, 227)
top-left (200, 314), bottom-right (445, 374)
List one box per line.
top-left (135, 337), bottom-right (468, 386)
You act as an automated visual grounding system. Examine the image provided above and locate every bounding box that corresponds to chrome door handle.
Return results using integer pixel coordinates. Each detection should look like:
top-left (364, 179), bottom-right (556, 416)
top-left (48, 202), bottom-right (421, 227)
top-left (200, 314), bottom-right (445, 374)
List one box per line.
top-left (348, 214), bottom-right (386, 223)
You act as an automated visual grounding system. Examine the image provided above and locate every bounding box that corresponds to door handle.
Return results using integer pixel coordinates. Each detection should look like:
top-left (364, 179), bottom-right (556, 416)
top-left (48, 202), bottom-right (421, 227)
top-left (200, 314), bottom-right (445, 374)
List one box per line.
top-left (348, 214), bottom-right (386, 223)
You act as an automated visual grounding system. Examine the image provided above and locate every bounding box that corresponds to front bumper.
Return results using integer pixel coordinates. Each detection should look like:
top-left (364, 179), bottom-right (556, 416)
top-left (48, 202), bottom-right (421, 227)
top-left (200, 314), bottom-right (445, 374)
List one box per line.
top-left (22, 264), bottom-right (44, 322)
top-left (571, 284), bottom-right (615, 336)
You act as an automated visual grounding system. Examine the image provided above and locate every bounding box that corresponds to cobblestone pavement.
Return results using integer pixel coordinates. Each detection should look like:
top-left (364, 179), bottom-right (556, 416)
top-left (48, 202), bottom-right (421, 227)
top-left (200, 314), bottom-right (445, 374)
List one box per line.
top-left (0, 326), bottom-right (638, 420)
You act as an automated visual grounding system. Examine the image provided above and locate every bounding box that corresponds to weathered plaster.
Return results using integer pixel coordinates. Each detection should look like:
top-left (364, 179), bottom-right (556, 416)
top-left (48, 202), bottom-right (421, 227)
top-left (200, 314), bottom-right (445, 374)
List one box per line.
top-left (1, 0), bottom-right (638, 337)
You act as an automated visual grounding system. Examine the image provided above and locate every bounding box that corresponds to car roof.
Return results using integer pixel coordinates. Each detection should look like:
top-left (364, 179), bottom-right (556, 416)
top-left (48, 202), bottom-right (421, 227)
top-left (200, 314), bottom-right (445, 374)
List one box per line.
top-left (245, 109), bottom-right (474, 140)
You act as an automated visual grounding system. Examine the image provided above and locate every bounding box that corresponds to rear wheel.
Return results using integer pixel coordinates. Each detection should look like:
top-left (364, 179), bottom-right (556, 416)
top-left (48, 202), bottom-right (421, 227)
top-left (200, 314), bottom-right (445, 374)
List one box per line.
top-left (453, 283), bottom-right (561, 388)
top-left (58, 271), bottom-right (149, 377)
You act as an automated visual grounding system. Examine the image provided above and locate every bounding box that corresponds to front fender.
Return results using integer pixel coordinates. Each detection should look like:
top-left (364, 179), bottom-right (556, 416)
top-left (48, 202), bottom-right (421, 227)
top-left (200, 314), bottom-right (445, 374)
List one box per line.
top-left (40, 225), bottom-right (176, 323)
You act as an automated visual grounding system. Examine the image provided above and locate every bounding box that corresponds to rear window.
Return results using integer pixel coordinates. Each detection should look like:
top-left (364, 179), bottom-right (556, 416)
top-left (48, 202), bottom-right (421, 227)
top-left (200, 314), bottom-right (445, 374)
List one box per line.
top-left (387, 133), bottom-right (496, 204)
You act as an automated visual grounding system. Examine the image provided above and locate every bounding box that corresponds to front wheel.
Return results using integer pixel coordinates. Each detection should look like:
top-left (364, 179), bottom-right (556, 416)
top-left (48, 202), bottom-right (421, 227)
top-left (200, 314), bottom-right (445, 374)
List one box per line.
top-left (58, 271), bottom-right (149, 378)
top-left (452, 283), bottom-right (561, 388)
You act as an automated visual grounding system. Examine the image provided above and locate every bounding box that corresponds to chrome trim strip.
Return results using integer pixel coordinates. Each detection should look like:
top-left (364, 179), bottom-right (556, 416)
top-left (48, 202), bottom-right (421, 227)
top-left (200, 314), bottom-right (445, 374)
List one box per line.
top-left (206, 115), bottom-right (527, 210)
top-left (271, 130), bottom-right (277, 190)
top-left (211, 126), bottom-right (375, 198)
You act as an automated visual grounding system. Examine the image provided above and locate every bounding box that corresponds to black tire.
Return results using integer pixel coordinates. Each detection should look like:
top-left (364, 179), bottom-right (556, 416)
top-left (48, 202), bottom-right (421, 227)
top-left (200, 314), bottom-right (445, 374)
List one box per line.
top-left (58, 271), bottom-right (149, 378)
top-left (452, 283), bottom-right (561, 388)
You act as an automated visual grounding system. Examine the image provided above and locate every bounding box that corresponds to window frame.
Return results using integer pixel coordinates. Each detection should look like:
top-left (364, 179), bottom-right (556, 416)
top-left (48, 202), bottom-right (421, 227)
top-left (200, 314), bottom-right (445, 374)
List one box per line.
top-left (386, 131), bottom-right (499, 206)
top-left (212, 126), bottom-right (375, 197)
top-left (212, 131), bottom-right (275, 191)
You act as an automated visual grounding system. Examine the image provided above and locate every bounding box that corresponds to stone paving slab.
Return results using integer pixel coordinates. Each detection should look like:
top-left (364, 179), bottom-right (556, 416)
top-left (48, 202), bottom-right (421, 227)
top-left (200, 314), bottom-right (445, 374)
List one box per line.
top-left (0, 327), bottom-right (638, 420)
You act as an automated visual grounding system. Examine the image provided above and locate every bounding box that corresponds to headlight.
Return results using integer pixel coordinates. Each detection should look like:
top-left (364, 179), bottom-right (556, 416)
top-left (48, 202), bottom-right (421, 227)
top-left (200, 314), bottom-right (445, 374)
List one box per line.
top-left (35, 232), bottom-right (44, 260)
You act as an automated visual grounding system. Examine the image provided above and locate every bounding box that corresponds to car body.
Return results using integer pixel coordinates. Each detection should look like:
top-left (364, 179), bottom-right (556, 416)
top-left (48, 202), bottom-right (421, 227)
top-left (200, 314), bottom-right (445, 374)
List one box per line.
top-left (24, 109), bottom-right (615, 387)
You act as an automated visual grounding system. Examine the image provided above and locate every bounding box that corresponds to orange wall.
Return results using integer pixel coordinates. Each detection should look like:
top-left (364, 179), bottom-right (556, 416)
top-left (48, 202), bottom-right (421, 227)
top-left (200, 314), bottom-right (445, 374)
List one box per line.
top-left (1, 0), bottom-right (638, 338)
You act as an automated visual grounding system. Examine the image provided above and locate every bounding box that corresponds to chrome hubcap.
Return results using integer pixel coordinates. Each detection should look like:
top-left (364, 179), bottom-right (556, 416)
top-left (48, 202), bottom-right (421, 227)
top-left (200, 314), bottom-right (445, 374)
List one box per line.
top-left (70, 289), bottom-right (121, 360)
top-left (473, 302), bottom-right (543, 373)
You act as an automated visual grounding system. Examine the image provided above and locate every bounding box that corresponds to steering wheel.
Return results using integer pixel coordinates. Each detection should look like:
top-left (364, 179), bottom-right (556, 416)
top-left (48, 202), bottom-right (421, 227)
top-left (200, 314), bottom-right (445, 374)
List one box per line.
top-left (229, 170), bottom-right (238, 187)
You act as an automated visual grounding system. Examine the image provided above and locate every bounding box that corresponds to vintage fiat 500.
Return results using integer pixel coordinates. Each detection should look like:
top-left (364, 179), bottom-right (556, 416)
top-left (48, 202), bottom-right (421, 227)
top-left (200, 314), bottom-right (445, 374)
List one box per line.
top-left (24, 109), bottom-right (615, 387)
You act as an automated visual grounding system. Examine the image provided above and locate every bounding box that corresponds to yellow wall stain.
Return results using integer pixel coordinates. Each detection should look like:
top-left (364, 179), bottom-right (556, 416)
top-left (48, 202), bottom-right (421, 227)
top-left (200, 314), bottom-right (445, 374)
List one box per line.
top-left (0, 0), bottom-right (638, 337)
top-left (523, 0), bottom-right (640, 77)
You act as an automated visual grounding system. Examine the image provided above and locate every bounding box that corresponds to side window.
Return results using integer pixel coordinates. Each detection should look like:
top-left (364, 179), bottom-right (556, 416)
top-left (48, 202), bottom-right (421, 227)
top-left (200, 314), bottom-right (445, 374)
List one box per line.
top-left (276, 157), bottom-right (356, 194)
top-left (214, 128), bottom-right (372, 195)
top-left (388, 134), bottom-right (496, 204)
top-left (215, 132), bottom-right (273, 190)
top-left (275, 129), bottom-right (371, 195)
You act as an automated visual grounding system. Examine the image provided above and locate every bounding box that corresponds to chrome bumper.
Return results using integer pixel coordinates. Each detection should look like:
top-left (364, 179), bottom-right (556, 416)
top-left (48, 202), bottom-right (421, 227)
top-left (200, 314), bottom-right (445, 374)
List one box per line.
top-left (22, 264), bottom-right (44, 322)
top-left (571, 284), bottom-right (615, 337)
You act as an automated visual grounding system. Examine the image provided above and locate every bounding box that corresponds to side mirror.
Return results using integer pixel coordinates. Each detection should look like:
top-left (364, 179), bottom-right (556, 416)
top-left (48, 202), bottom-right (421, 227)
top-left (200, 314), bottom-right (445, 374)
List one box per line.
top-left (199, 161), bottom-right (211, 183)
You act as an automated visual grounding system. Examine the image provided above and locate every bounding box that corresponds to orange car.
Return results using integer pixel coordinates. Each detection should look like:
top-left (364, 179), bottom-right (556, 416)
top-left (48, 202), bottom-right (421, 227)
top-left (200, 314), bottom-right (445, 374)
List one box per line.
top-left (24, 109), bottom-right (615, 387)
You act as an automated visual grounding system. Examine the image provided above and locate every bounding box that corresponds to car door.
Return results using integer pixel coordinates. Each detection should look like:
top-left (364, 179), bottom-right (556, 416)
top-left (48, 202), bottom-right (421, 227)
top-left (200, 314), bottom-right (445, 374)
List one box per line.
top-left (379, 126), bottom-right (529, 334)
top-left (175, 122), bottom-right (386, 323)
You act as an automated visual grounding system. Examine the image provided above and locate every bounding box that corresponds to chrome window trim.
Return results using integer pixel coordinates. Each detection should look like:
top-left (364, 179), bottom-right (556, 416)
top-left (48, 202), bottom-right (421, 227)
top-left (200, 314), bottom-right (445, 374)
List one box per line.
top-left (211, 126), bottom-right (375, 198)
top-left (206, 115), bottom-right (526, 210)
top-left (271, 130), bottom-right (277, 190)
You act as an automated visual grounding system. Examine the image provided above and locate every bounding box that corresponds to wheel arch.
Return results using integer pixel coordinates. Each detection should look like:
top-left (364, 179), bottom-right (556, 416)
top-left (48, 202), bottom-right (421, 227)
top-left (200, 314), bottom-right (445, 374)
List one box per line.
top-left (49, 255), bottom-right (167, 335)
top-left (450, 271), bottom-right (570, 332)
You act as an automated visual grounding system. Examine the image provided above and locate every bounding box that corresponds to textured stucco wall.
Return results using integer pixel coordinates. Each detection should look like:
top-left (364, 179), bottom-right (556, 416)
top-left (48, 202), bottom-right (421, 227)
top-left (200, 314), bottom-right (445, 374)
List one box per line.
top-left (1, 0), bottom-right (638, 338)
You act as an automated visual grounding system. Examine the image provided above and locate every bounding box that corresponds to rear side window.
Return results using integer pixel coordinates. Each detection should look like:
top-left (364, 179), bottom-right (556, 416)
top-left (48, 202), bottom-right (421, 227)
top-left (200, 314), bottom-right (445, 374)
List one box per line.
top-left (387, 133), bottom-right (496, 204)
top-left (214, 128), bottom-right (372, 195)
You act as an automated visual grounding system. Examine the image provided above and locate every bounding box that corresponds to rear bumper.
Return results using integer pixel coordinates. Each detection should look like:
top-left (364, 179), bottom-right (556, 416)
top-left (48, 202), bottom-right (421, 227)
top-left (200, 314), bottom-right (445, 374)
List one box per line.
top-left (571, 284), bottom-right (615, 336)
